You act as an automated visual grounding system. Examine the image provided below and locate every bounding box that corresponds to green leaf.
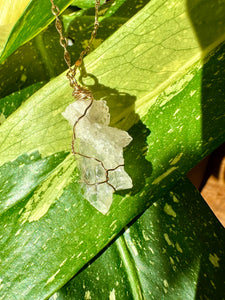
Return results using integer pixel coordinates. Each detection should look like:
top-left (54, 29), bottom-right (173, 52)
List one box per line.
top-left (143, 43), bottom-right (225, 187)
top-left (0, 0), bottom-right (73, 63)
top-left (51, 178), bottom-right (225, 299)
top-left (0, 151), bottom-right (68, 214)
top-left (63, 0), bottom-right (150, 71)
top-left (124, 179), bottom-right (225, 299)
top-left (1, 0), bottom-right (225, 299)
top-left (50, 237), bottom-right (144, 300)
top-left (72, 0), bottom-right (105, 9)
top-left (0, 119), bottom-right (151, 299)
top-left (0, 82), bottom-right (45, 123)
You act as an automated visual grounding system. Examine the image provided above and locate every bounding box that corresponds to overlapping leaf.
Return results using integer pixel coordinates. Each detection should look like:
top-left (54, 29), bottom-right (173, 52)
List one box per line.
top-left (51, 178), bottom-right (225, 299)
top-left (0, 0), bottom-right (73, 62)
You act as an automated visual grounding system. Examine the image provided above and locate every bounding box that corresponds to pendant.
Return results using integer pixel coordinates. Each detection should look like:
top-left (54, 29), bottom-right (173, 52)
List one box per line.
top-left (62, 99), bottom-right (133, 214)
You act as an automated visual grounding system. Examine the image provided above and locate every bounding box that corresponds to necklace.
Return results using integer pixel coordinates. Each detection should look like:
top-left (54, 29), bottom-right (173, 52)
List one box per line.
top-left (50, 0), bottom-right (133, 214)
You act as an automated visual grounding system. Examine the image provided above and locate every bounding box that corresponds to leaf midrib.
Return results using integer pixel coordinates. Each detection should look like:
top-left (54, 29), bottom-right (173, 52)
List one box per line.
top-left (116, 235), bottom-right (145, 300)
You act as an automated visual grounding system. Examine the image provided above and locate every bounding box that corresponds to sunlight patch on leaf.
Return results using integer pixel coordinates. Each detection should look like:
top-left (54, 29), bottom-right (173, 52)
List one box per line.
top-left (0, 0), bottom-right (30, 25)
top-left (0, 0), bottom-right (30, 52)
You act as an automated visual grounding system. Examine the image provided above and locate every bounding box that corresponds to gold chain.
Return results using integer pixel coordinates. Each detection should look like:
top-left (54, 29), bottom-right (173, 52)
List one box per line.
top-left (50, 0), bottom-right (100, 91)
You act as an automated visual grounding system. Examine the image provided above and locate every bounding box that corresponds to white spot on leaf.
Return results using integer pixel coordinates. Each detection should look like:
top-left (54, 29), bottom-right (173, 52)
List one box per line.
top-left (84, 290), bottom-right (91, 300)
top-left (46, 269), bottom-right (60, 285)
top-left (190, 90), bottom-right (196, 97)
top-left (109, 288), bottom-right (116, 300)
top-left (173, 109), bottom-right (180, 116)
top-left (15, 229), bottom-right (21, 236)
top-left (59, 258), bottom-right (67, 267)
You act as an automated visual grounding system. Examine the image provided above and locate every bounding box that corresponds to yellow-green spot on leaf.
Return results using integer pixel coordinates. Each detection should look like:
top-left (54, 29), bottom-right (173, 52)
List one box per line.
top-left (171, 193), bottom-right (179, 203)
top-left (152, 167), bottom-right (178, 185)
top-left (169, 257), bottom-right (175, 265)
top-left (175, 242), bottom-right (183, 253)
top-left (20, 74), bottom-right (27, 82)
top-left (0, 113), bottom-right (6, 125)
top-left (142, 229), bottom-right (150, 241)
top-left (164, 233), bottom-right (174, 247)
top-left (81, 38), bottom-right (103, 51)
top-left (209, 253), bottom-right (220, 268)
top-left (163, 279), bottom-right (169, 288)
top-left (46, 269), bottom-right (61, 285)
top-left (163, 203), bottom-right (176, 218)
top-left (170, 153), bottom-right (183, 165)
top-left (210, 280), bottom-right (216, 289)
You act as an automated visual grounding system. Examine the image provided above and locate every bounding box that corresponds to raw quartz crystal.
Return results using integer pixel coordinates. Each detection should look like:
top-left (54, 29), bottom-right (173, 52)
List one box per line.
top-left (62, 99), bottom-right (133, 214)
